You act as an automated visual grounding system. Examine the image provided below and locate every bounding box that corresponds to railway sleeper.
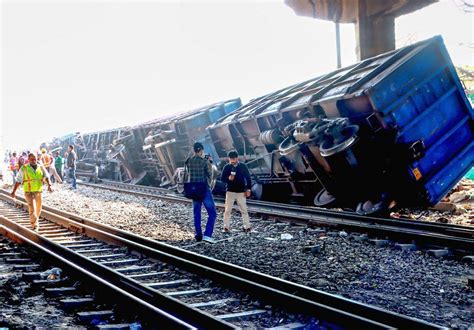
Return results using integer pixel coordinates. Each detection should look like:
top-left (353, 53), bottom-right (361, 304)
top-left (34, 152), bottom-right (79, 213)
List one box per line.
top-left (128, 271), bottom-right (169, 280)
top-left (77, 310), bottom-right (115, 323)
top-left (74, 248), bottom-right (114, 254)
top-left (0, 252), bottom-right (23, 258)
top-left (60, 297), bottom-right (95, 309)
top-left (97, 324), bottom-right (134, 330)
top-left (217, 309), bottom-right (268, 321)
top-left (88, 253), bottom-right (128, 260)
top-left (173, 289), bottom-right (216, 299)
top-left (100, 258), bottom-right (140, 266)
top-left (32, 278), bottom-right (69, 287)
top-left (190, 297), bottom-right (240, 308)
top-left (266, 322), bottom-right (307, 330)
top-left (66, 243), bottom-right (105, 249)
top-left (45, 287), bottom-right (77, 297)
top-left (12, 264), bottom-right (40, 270)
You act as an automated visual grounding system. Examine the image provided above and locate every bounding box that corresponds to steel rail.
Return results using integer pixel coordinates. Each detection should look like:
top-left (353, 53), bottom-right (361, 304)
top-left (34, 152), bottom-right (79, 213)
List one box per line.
top-left (0, 223), bottom-right (194, 329)
top-left (0, 194), bottom-right (390, 329)
top-left (68, 183), bottom-right (474, 253)
top-left (78, 181), bottom-right (474, 236)
top-left (0, 199), bottom-right (236, 329)
top-left (0, 192), bottom-right (444, 329)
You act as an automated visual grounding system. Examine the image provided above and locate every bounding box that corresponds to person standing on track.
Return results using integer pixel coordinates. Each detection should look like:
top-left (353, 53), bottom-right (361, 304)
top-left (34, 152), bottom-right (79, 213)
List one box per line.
top-left (66, 145), bottom-right (77, 189)
top-left (54, 151), bottom-right (64, 181)
top-left (9, 152), bottom-right (19, 184)
top-left (11, 153), bottom-right (53, 231)
top-left (41, 148), bottom-right (62, 184)
top-left (184, 142), bottom-right (217, 243)
top-left (221, 150), bottom-right (252, 233)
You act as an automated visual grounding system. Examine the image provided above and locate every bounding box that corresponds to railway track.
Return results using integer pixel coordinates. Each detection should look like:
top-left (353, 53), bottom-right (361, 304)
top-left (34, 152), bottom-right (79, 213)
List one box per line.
top-left (74, 181), bottom-right (474, 255)
top-left (0, 234), bottom-right (148, 328)
top-left (0, 192), bottom-right (442, 329)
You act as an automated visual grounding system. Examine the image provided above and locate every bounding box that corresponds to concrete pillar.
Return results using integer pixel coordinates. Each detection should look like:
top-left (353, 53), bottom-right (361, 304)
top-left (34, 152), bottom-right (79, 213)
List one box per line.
top-left (355, 0), bottom-right (395, 60)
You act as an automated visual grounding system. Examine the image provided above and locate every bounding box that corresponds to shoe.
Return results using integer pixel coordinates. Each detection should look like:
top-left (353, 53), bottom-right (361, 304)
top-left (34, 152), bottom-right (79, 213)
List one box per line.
top-left (223, 227), bottom-right (231, 234)
top-left (195, 235), bottom-right (203, 242)
top-left (242, 227), bottom-right (252, 233)
top-left (202, 236), bottom-right (216, 244)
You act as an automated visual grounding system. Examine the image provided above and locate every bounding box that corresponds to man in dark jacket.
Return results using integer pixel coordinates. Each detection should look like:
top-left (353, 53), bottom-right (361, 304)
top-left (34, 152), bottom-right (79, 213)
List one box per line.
top-left (184, 142), bottom-right (217, 243)
top-left (221, 150), bottom-right (252, 232)
top-left (66, 145), bottom-right (77, 189)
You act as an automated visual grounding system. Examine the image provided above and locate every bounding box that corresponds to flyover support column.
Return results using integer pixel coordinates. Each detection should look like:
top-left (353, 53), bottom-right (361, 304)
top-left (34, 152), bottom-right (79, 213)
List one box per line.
top-left (355, 0), bottom-right (396, 60)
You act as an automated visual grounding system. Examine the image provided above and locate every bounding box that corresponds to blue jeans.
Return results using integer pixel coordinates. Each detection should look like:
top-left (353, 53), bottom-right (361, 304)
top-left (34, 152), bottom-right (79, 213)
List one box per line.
top-left (69, 168), bottom-right (77, 189)
top-left (12, 169), bottom-right (18, 184)
top-left (192, 188), bottom-right (216, 240)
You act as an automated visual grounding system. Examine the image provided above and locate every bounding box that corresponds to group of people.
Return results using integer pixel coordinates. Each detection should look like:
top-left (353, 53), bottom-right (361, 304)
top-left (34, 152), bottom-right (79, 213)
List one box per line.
top-left (9, 145), bottom-right (78, 231)
top-left (184, 142), bottom-right (252, 243)
top-left (8, 146), bottom-right (78, 188)
top-left (7, 140), bottom-right (251, 241)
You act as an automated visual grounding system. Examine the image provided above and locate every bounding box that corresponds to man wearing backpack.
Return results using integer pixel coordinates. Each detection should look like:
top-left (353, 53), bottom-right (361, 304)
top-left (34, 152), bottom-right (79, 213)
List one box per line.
top-left (184, 142), bottom-right (217, 243)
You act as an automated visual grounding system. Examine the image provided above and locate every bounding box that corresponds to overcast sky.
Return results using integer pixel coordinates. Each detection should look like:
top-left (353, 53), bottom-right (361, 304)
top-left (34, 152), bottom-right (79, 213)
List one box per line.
top-left (1, 0), bottom-right (472, 152)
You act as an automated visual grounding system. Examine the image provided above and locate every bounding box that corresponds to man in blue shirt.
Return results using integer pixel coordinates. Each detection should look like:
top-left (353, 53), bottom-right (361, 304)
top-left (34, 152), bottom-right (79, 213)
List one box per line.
top-left (221, 150), bottom-right (252, 233)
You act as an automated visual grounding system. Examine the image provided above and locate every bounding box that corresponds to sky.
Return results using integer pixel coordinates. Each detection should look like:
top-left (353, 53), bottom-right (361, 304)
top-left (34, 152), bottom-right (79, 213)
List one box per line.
top-left (1, 0), bottom-right (473, 152)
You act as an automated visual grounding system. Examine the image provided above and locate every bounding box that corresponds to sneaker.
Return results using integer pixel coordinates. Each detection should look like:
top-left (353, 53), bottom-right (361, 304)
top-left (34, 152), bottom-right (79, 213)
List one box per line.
top-left (195, 235), bottom-right (203, 242)
top-left (242, 227), bottom-right (252, 233)
top-left (222, 227), bottom-right (231, 234)
top-left (202, 236), bottom-right (216, 244)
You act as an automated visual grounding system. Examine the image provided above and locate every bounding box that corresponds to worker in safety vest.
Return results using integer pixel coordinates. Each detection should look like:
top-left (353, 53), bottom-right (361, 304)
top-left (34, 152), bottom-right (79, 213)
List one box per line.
top-left (11, 153), bottom-right (53, 231)
top-left (40, 148), bottom-right (62, 184)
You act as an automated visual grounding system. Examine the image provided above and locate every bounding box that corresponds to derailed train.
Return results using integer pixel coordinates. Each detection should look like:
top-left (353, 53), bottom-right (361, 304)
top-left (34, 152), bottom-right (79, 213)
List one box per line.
top-left (49, 36), bottom-right (473, 214)
top-left (48, 99), bottom-right (242, 187)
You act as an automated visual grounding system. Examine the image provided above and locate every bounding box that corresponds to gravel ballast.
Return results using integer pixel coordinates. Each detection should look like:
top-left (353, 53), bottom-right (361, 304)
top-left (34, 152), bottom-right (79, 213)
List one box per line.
top-left (0, 240), bottom-right (81, 328)
top-left (12, 184), bottom-right (474, 328)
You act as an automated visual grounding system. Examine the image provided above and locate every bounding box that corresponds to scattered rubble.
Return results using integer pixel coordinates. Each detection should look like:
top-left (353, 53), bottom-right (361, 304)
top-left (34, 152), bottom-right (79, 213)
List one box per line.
top-left (393, 179), bottom-right (474, 226)
top-left (0, 244), bottom-right (77, 328)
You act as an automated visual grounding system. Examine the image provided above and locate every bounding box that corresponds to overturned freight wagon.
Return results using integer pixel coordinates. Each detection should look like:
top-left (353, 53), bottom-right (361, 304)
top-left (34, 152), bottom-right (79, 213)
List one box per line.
top-left (50, 99), bottom-right (242, 186)
top-left (208, 36), bottom-right (474, 214)
top-left (140, 98), bottom-right (241, 187)
top-left (48, 128), bottom-right (133, 182)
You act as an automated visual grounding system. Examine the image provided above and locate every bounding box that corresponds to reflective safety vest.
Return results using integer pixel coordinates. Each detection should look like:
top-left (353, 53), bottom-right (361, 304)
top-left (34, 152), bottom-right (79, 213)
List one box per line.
top-left (21, 165), bottom-right (44, 192)
top-left (42, 154), bottom-right (52, 167)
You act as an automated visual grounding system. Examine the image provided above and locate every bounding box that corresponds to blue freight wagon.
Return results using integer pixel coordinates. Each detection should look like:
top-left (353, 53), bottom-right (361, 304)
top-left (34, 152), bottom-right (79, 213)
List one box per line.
top-left (208, 36), bottom-right (473, 214)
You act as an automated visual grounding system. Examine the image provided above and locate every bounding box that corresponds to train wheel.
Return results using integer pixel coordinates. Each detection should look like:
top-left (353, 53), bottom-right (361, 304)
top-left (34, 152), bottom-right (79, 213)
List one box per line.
top-left (313, 189), bottom-right (337, 207)
top-left (251, 183), bottom-right (263, 200)
top-left (356, 199), bottom-right (392, 216)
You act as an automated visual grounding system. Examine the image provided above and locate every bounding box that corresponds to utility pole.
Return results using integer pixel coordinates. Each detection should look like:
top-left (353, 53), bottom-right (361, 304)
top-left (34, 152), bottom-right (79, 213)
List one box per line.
top-left (335, 22), bottom-right (342, 68)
